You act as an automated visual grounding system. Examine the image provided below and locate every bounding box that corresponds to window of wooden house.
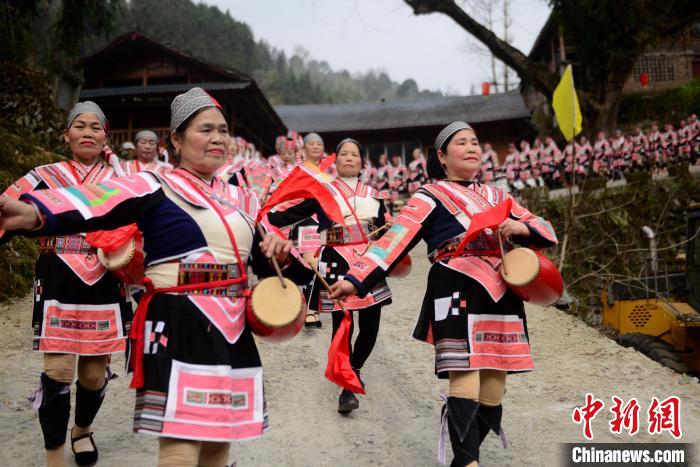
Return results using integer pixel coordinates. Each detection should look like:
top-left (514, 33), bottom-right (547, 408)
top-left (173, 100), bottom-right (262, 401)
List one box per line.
top-left (403, 141), bottom-right (422, 162)
top-left (366, 144), bottom-right (384, 165)
top-left (385, 143), bottom-right (402, 161)
top-left (635, 55), bottom-right (676, 82)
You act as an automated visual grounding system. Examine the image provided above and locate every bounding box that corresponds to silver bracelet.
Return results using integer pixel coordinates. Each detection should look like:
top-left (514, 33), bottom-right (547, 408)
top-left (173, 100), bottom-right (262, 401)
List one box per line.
top-left (27, 201), bottom-right (46, 231)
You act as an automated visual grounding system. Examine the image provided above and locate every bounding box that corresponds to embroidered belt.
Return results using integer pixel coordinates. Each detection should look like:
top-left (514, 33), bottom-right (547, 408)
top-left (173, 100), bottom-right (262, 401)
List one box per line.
top-left (429, 236), bottom-right (501, 263)
top-left (325, 222), bottom-right (375, 246)
top-left (176, 262), bottom-right (247, 297)
top-left (39, 236), bottom-right (96, 255)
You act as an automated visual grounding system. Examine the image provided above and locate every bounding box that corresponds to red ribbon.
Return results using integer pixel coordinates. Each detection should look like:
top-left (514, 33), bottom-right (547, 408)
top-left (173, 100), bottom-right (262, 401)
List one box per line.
top-left (324, 309), bottom-right (365, 395)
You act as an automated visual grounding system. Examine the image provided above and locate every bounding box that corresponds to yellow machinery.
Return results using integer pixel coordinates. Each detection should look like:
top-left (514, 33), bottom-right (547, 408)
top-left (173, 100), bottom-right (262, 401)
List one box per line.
top-left (601, 203), bottom-right (700, 374)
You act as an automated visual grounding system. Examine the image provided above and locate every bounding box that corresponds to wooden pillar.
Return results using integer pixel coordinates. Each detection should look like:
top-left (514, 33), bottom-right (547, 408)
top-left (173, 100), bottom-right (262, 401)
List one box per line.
top-left (127, 112), bottom-right (133, 141)
top-left (228, 103), bottom-right (236, 134)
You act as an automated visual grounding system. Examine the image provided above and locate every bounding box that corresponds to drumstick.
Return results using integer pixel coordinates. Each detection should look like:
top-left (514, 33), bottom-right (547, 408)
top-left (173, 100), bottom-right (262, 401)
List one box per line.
top-left (256, 224), bottom-right (287, 289)
top-left (354, 223), bottom-right (391, 256)
top-left (366, 223), bottom-right (389, 239)
top-left (256, 184), bottom-right (287, 288)
top-left (498, 231), bottom-right (509, 276)
top-left (308, 261), bottom-right (348, 312)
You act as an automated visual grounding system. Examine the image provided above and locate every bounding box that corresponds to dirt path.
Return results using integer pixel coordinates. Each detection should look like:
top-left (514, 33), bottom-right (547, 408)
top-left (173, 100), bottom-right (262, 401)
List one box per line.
top-left (1, 251), bottom-right (698, 466)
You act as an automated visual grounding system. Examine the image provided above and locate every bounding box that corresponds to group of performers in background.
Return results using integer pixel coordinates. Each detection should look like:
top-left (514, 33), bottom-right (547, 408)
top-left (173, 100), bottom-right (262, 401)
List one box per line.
top-left (0, 88), bottom-right (560, 467)
top-left (490, 115), bottom-right (700, 193)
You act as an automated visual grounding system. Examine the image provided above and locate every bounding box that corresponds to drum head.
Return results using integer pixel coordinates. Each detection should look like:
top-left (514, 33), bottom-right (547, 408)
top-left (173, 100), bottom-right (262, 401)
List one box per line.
top-left (250, 277), bottom-right (303, 327)
top-left (97, 238), bottom-right (135, 270)
top-left (501, 247), bottom-right (539, 286)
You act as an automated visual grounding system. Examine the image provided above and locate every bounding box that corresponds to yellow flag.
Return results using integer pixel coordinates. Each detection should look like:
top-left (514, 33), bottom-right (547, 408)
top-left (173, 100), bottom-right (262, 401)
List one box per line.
top-left (552, 64), bottom-right (582, 142)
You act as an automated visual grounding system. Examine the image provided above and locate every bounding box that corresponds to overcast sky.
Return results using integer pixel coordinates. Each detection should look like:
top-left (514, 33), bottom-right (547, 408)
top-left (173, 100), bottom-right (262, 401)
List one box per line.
top-left (203, 0), bottom-right (550, 96)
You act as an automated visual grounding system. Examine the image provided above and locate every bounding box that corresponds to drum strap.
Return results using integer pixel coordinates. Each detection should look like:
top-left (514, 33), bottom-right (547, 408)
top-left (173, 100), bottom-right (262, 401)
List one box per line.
top-left (173, 171), bottom-right (248, 284)
top-left (433, 184), bottom-right (500, 260)
top-left (333, 179), bottom-right (369, 245)
top-left (130, 171), bottom-right (251, 390)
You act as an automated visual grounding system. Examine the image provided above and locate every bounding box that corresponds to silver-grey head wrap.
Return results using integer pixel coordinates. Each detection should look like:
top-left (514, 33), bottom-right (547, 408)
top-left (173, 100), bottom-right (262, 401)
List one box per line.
top-left (303, 132), bottom-right (323, 146)
top-left (335, 137), bottom-right (361, 154)
top-left (66, 101), bottom-right (107, 129)
top-left (170, 87), bottom-right (220, 132)
top-left (435, 121), bottom-right (473, 152)
top-left (134, 130), bottom-right (158, 143)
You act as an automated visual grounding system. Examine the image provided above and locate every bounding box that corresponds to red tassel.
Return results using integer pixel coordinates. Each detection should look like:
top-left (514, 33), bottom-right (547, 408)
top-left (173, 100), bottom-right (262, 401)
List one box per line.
top-left (324, 309), bottom-right (365, 394)
top-left (128, 278), bottom-right (155, 389)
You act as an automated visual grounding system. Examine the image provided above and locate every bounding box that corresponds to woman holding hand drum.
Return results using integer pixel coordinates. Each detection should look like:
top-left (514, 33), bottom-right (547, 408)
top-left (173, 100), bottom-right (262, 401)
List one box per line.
top-left (330, 122), bottom-right (558, 467)
top-left (267, 138), bottom-right (392, 414)
top-left (0, 87), bottom-right (311, 467)
top-left (1, 101), bottom-right (131, 466)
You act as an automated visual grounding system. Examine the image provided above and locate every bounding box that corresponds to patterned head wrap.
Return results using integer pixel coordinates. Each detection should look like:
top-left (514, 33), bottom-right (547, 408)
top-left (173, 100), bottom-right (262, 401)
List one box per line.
top-left (275, 135), bottom-right (286, 151)
top-left (303, 132), bottom-right (323, 146)
top-left (335, 138), bottom-right (361, 154)
top-left (435, 121), bottom-right (473, 152)
top-left (134, 130), bottom-right (158, 143)
top-left (170, 87), bottom-right (221, 132)
top-left (66, 101), bottom-right (108, 130)
top-left (282, 138), bottom-right (297, 151)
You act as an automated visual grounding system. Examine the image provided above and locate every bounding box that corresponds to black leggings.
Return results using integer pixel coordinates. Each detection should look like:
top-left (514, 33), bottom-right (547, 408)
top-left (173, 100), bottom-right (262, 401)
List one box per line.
top-left (331, 305), bottom-right (382, 370)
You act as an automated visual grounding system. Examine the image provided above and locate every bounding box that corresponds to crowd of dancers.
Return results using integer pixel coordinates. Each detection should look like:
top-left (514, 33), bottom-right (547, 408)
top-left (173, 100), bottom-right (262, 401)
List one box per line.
top-left (130, 112), bottom-right (698, 212)
top-left (0, 86), bottom-right (603, 467)
top-left (483, 114), bottom-right (700, 193)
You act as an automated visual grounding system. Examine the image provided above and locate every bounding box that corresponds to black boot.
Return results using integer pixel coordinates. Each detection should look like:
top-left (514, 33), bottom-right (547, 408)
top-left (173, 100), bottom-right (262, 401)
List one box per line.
top-left (72, 379), bottom-right (108, 465)
top-left (444, 397), bottom-right (480, 467)
top-left (338, 389), bottom-right (359, 414)
top-left (477, 404), bottom-right (508, 448)
top-left (33, 372), bottom-right (71, 450)
top-left (74, 379), bottom-right (107, 429)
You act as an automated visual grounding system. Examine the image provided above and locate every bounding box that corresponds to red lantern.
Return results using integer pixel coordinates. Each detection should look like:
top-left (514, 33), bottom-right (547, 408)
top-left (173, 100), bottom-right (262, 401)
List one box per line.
top-left (640, 71), bottom-right (649, 88)
top-left (481, 82), bottom-right (490, 96)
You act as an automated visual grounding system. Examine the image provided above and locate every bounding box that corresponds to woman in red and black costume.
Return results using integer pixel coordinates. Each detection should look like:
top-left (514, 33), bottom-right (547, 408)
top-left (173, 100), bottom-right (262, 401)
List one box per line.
top-left (0, 101), bottom-right (131, 466)
top-left (0, 88), bottom-right (311, 467)
top-left (267, 138), bottom-right (392, 414)
top-left (330, 122), bottom-right (558, 467)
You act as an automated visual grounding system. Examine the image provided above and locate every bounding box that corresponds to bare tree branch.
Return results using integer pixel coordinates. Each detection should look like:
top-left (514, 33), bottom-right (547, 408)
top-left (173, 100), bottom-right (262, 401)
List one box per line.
top-left (574, 193), bottom-right (638, 220)
top-left (404, 0), bottom-right (559, 95)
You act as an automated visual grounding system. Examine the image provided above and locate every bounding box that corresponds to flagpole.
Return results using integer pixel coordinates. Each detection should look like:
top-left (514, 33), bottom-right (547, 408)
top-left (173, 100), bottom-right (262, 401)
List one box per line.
top-left (560, 64), bottom-right (577, 270)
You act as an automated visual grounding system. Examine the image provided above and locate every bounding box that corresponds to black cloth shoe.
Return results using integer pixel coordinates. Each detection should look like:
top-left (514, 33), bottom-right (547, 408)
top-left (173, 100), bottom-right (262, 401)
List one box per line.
top-left (71, 431), bottom-right (98, 466)
top-left (338, 389), bottom-right (359, 414)
top-left (444, 397), bottom-right (480, 467)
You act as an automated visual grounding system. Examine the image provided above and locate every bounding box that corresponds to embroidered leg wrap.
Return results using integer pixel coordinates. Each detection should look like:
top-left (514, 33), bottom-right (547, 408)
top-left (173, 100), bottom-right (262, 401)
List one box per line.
top-left (445, 397), bottom-right (480, 467)
top-left (74, 379), bottom-right (107, 428)
top-left (477, 404), bottom-right (508, 448)
top-left (35, 373), bottom-right (71, 449)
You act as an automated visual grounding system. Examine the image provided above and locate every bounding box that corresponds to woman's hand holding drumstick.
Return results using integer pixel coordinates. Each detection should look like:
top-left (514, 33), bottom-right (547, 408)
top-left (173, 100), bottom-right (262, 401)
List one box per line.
top-left (497, 218), bottom-right (530, 238)
top-left (257, 225), bottom-right (292, 289)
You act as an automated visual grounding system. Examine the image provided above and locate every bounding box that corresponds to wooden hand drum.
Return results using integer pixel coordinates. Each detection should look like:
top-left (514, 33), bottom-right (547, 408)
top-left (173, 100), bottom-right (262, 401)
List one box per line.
top-left (97, 232), bottom-right (145, 285)
top-left (500, 247), bottom-right (563, 306)
top-left (388, 255), bottom-right (412, 278)
top-left (246, 276), bottom-right (306, 343)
